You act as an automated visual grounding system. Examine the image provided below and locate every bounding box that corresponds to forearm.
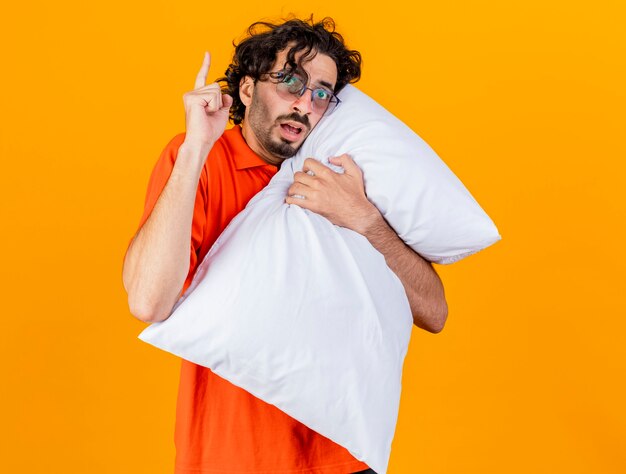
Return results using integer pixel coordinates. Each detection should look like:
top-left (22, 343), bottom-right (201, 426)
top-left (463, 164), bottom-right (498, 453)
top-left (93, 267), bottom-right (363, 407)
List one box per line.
top-left (357, 210), bottom-right (448, 333)
top-left (123, 141), bottom-right (211, 323)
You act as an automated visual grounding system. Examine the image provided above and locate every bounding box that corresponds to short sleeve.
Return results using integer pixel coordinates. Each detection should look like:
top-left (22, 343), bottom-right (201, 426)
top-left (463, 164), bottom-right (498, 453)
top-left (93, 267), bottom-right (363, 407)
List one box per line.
top-left (124, 132), bottom-right (209, 290)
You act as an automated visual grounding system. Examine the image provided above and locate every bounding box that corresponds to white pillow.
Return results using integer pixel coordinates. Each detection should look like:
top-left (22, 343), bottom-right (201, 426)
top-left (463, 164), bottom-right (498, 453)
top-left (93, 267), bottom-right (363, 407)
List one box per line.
top-left (138, 84), bottom-right (501, 474)
top-left (290, 84), bottom-right (501, 264)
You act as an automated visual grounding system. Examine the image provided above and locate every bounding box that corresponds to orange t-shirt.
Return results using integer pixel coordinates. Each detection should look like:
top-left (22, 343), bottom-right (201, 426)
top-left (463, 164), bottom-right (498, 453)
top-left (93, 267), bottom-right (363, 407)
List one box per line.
top-left (127, 124), bottom-right (372, 474)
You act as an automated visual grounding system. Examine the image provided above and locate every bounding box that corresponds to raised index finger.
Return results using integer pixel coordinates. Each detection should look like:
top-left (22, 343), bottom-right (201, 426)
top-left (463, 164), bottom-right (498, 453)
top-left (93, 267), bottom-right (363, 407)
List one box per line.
top-left (194, 51), bottom-right (211, 90)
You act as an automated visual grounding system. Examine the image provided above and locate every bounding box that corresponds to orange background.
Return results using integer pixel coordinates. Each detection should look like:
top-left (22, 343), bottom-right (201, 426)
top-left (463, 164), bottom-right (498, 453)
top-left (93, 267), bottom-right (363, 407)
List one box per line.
top-left (1, 1), bottom-right (624, 473)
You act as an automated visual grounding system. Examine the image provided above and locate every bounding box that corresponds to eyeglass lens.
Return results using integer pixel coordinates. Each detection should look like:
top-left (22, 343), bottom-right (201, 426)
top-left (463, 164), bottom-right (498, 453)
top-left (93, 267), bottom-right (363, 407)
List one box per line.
top-left (276, 73), bottom-right (337, 115)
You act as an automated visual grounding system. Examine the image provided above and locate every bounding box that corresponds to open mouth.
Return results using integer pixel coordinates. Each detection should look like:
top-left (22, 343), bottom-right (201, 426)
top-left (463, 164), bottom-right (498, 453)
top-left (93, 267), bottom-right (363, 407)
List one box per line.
top-left (279, 123), bottom-right (303, 137)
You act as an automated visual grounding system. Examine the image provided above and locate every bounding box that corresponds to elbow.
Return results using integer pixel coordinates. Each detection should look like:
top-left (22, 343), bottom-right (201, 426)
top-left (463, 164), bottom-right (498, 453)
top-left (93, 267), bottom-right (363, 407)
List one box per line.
top-left (128, 297), bottom-right (173, 324)
top-left (429, 313), bottom-right (447, 334)
top-left (428, 286), bottom-right (449, 334)
top-left (128, 299), bottom-right (160, 323)
top-left (431, 302), bottom-right (448, 334)
top-left (125, 284), bottom-right (175, 324)
top-left (416, 301), bottom-right (448, 334)
top-left (123, 264), bottom-right (177, 324)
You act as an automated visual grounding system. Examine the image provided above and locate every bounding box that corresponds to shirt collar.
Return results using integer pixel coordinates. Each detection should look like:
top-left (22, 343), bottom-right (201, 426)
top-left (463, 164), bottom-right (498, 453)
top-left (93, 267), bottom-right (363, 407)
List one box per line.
top-left (229, 124), bottom-right (278, 171)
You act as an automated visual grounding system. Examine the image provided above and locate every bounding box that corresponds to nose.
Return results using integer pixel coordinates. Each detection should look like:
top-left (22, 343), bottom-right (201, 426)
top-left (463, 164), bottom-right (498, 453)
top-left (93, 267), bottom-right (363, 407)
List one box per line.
top-left (292, 89), bottom-right (314, 115)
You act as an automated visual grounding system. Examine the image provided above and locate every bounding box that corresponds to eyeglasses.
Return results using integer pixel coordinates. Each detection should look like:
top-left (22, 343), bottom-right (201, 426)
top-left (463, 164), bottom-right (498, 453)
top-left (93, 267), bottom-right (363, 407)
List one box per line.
top-left (263, 69), bottom-right (341, 116)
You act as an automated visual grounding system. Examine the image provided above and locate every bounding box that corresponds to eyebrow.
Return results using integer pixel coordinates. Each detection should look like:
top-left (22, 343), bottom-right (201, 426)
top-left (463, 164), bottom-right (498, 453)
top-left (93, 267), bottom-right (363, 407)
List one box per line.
top-left (314, 79), bottom-right (335, 91)
top-left (290, 69), bottom-right (334, 91)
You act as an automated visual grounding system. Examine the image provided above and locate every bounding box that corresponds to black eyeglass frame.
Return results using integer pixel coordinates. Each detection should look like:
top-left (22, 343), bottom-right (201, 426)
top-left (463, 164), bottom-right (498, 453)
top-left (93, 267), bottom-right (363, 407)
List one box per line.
top-left (261, 69), bottom-right (342, 116)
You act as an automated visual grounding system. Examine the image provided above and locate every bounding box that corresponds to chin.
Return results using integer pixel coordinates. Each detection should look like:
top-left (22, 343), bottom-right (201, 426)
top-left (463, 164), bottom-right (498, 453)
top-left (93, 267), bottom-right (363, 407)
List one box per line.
top-left (264, 138), bottom-right (298, 161)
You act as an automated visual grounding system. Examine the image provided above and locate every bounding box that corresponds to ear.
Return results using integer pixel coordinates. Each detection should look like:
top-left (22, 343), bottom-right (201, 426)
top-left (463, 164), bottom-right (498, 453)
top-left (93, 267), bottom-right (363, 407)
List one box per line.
top-left (239, 76), bottom-right (255, 107)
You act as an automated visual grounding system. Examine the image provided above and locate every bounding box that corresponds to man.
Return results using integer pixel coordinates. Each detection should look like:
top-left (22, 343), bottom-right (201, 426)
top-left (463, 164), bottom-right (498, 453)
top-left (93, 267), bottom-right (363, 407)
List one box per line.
top-left (123, 16), bottom-right (447, 474)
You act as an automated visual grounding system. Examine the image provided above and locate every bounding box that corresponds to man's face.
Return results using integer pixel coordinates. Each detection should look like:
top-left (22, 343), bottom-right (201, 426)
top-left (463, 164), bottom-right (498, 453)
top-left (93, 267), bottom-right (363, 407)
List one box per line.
top-left (240, 46), bottom-right (338, 167)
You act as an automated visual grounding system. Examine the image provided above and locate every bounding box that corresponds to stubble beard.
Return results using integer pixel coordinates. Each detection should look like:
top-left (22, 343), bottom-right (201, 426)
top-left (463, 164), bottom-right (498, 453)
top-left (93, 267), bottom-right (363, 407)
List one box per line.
top-left (248, 91), bottom-right (302, 162)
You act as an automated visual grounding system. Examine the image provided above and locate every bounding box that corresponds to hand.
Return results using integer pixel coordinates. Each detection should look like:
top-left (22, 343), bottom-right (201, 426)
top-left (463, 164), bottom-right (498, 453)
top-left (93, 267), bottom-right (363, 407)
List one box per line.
top-left (182, 51), bottom-right (233, 149)
top-left (285, 154), bottom-right (380, 234)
